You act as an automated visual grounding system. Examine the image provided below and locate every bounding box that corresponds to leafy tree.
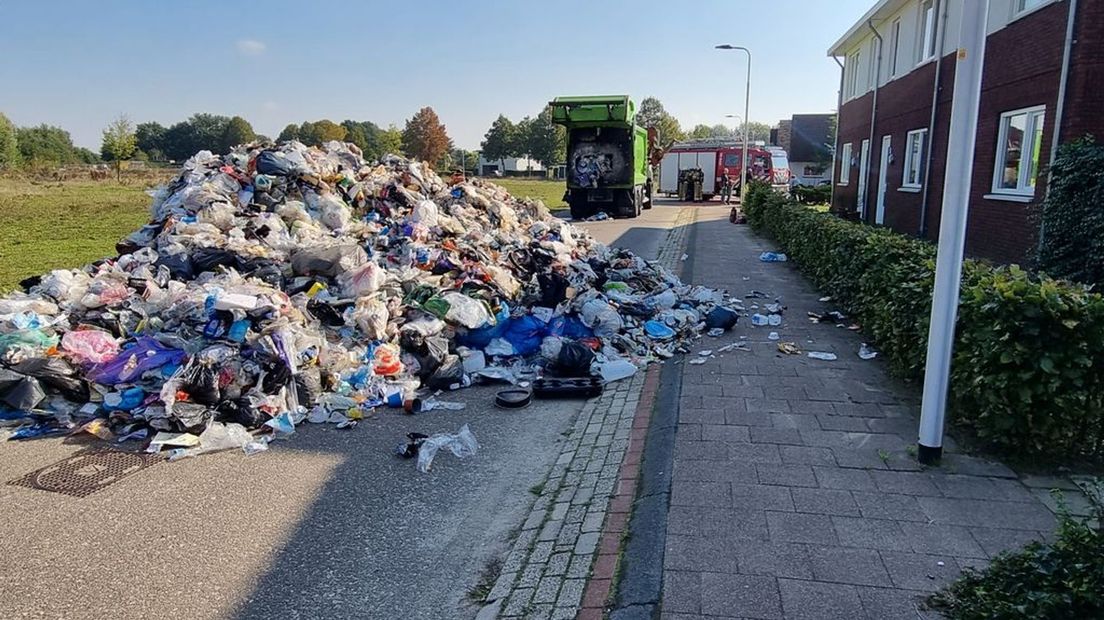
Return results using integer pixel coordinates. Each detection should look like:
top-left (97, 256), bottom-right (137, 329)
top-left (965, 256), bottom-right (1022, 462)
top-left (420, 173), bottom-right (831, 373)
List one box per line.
top-left (221, 116), bottom-right (256, 151)
top-left (16, 124), bottom-right (81, 164)
top-left (341, 120), bottom-right (384, 161)
top-left (688, 124), bottom-right (713, 140)
top-left (518, 106), bottom-right (566, 169)
top-left (637, 97), bottom-right (684, 151)
top-left (710, 123), bottom-right (736, 138)
top-left (379, 125), bottom-right (403, 156)
top-left (161, 113), bottom-right (231, 161)
top-left (401, 107), bottom-right (450, 164)
top-left (277, 123), bottom-right (300, 143)
top-left (134, 122), bottom-right (166, 158)
top-left (73, 147), bottom-right (100, 164)
top-left (101, 114), bottom-right (137, 180)
top-left (739, 121), bottom-right (772, 143)
top-left (299, 119), bottom-right (346, 146)
top-left (0, 112), bottom-right (18, 169)
top-left (481, 114), bottom-right (518, 172)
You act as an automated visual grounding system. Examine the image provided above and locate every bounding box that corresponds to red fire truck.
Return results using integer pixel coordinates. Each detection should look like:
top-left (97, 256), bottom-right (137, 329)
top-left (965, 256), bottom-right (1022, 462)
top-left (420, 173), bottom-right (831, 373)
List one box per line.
top-left (659, 139), bottom-right (790, 200)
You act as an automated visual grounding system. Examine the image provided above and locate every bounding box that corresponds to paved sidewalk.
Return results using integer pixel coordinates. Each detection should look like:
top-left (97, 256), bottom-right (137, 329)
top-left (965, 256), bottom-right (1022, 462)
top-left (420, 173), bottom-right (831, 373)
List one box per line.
top-left (661, 207), bottom-right (1059, 620)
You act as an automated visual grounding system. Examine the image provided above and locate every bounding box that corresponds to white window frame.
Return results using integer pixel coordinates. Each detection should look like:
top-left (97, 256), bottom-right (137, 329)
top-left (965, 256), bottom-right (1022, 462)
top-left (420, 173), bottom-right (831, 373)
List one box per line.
top-left (918, 0), bottom-right (937, 64)
top-left (1014, 0), bottom-right (1053, 18)
top-left (991, 105), bottom-right (1046, 196)
top-left (889, 18), bottom-right (902, 77)
top-left (845, 51), bottom-right (861, 99)
top-left (839, 143), bottom-right (853, 185)
top-left (902, 129), bottom-right (927, 188)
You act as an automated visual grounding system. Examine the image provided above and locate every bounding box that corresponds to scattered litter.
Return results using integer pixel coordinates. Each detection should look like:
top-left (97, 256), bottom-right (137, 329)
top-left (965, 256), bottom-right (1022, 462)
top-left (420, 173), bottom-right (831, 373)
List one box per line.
top-left (751, 314), bottom-right (770, 326)
top-left (414, 424), bottom-right (479, 472)
top-left (717, 342), bottom-right (749, 353)
top-left (759, 252), bottom-right (788, 262)
top-left (807, 351), bottom-right (838, 361)
top-left (688, 358), bottom-right (707, 365)
top-left (808, 310), bottom-right (848, 323)
top-left (848, 324), bottom-right (861, 331)
top-left (680, 253), bottom-right (688, 261)
top-left (698, 350), bottom-right (713, 357)
top-left (494, 388), bottom-right (532, 409)
top-left (768, 314), bottom-right (782, 326)
top-left (706, 328), bottom-right (725, 338)
top-left (584, 212), bottom-right (610, 221)
top-left (818, 296), bottom-right (832, 302)
top-left (768, 332), bottom-right (780, 341)
top-left (778, 342), bottom-right (801, 355)
top-left (597, 359), bottom-right (637, 383)
top-left (936, 561), bottom-right (946, 567)
top-left (858, 343), bottom-right (879, 360)
top-left (745, 290), bottom-right (769, 299)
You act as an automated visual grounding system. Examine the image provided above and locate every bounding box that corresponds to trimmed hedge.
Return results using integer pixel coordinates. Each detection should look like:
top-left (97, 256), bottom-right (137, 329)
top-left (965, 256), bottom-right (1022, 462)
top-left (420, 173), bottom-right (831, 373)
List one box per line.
top-left (744, 183), bottom-right (1104, 462)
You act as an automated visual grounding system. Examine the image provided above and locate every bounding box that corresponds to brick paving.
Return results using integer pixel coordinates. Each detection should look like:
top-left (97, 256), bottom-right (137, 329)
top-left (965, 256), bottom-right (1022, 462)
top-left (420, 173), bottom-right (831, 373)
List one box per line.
top-left (659, 207), bottom-right (1081, 620)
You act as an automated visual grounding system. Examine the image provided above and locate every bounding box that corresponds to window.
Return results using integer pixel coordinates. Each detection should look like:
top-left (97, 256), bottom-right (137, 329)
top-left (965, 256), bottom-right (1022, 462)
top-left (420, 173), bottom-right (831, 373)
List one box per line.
top-left (868, 38), bottom-right (878, 87)
top-left (919, 0), bottom-right (937, 62)
top-left (993, 106), bottom-right (1045, 195)
top-left (889, 19), bottom-right (902, 77)
top-left (1015, 0), bottom-right (1049, 15)
top-left (845, 51), bottom-right (861, 99)
top-left (839, 143), bottom-right (853, 184)
top-left (902, 129), bottom-right (927, 187)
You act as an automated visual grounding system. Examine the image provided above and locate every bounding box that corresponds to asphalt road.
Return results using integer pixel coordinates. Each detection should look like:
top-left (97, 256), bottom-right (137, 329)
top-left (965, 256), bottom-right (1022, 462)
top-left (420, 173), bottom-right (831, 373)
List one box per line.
top-left (0, 199), bottom-right (691, 620)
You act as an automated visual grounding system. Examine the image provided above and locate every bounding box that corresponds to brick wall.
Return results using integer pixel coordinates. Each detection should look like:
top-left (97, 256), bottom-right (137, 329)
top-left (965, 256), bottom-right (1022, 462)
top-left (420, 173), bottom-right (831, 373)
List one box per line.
top-left (833, 0), bottom-right (1083, 265)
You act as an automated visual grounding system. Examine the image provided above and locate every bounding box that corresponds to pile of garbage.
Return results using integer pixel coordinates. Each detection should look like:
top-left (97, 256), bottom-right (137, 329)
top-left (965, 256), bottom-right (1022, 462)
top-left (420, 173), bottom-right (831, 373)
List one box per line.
top-left (0, 141), bottom-right (742, 457)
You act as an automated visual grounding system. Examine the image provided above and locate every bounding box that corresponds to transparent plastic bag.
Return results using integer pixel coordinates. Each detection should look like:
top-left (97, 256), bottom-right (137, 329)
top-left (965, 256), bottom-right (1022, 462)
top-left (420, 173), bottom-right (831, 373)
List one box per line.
top-left (416, 424), bottom-right (479, 473)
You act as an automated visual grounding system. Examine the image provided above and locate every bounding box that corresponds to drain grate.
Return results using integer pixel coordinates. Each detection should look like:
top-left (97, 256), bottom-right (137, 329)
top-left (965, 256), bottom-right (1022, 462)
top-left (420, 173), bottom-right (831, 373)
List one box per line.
top-left (7, 448), bottom-right (163, 498)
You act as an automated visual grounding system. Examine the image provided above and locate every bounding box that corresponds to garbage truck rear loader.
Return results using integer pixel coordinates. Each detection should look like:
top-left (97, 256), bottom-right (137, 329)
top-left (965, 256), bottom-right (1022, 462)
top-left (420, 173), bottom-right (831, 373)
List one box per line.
top-left (550, 95), bottom-right (652, 220)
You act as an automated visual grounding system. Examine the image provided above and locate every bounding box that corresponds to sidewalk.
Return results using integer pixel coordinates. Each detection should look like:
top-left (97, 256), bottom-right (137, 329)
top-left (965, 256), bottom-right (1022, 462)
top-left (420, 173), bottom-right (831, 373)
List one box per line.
top-left (660, 207), bottom-right (1058, 619)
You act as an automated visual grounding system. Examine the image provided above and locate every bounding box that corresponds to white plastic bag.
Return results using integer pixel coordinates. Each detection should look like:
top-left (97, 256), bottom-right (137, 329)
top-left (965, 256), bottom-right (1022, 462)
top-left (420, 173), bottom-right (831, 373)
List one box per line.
top-left (416, 424), bottom-right (479, 473)
top-left (412, 200), bottom-right (439, 227)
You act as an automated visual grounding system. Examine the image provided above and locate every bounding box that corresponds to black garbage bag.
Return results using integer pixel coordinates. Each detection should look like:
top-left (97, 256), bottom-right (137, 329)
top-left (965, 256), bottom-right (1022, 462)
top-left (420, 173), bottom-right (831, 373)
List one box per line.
top-left (181, 362), bottom-right (220, 406)
top-left (156, 253), bottom-right (194, 280)
top-left (256, 150), bottom-right (294, 176)
top-left (414, 336), bottom-right (449, 379)
top-left (550, 340), bottom-right (595, 377)
top-left (2, 375), bottom-right (46, 410)
top-left (261, 358), bottom-right (292, 394)
top-left (295, 367), bottom-right (323, 406)
top-left (307, 299), bottom-right (347, 327)
top-left (9, 357), bottom-right (88, 401)
top-left (215, 398), bottom-right (267, 429)
top-left (290, 245), bottom-right (367, 278)
top-left (705, 306), bottom-right (740, 330)
top-left (425, 355), bottom-right (465, 390)
top-left (192, 247), bottom-right (242, 274)
top-left (537, 272), bottom-right (569, 307)
top-left (173, 402), bottom-right (211, 430)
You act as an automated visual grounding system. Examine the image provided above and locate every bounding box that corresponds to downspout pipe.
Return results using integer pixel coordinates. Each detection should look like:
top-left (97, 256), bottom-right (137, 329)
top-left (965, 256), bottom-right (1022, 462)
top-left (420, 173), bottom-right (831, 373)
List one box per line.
top-left (831, 55), bottom-right (845, 211)
top-left (864, 19), bottom-right (883, 222)
top-left (1039, 0), bottom-right (1079, 251)
top-left (919, 0), bottom-right (947, 237)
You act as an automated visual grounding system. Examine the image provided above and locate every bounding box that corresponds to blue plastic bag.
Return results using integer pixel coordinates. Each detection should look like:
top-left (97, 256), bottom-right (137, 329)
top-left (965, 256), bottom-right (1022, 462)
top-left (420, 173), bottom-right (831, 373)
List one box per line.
top-left (759, 252), bottom-right (788, 262)
top-left (502, 315), bottom-right (547, 356)
top-left (87, 337), bottom-right (186, 385)
top-left (547, 316), bottom-right (593, 339)
top-left (457, 302), bottom-right (510, 348)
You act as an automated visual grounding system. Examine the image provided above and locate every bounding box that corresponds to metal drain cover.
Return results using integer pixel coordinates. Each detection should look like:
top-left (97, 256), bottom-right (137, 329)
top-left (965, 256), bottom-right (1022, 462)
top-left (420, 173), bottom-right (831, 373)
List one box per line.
top-left (8, 448), bottom-right (163, 498)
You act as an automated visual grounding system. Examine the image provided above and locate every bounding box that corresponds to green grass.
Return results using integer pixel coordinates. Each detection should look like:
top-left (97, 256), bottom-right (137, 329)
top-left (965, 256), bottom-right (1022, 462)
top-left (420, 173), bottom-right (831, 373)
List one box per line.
top-left (0, 179), bottom-right (151, 291)
top-left (492, 178), bottom-right (567, 210)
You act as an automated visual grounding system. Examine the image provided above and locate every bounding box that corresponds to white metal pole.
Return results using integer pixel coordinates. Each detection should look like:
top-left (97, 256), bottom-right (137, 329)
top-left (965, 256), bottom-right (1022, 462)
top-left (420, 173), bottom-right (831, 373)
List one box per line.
top-left (917, 0), bottom-right (990, 464)
top-left (741, 49), bottom-right (752, 204)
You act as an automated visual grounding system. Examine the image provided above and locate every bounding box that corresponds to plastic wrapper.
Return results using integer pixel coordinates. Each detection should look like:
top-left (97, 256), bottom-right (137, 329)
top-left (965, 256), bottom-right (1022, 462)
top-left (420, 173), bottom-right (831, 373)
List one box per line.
top-left (61, 330), bottom-right (120, 366)
top-left (416, 424), bottom-right (479, 473)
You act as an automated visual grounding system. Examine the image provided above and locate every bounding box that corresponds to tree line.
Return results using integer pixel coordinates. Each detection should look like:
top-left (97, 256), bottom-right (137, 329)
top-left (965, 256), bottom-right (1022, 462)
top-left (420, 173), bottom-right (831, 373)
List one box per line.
top-left (0, 106), bottom-right (459, 171)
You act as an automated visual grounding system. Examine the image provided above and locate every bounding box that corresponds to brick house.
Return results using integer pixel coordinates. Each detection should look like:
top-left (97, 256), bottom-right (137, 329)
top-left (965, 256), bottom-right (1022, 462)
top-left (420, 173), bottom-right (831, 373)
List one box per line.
top-left (828, 0), bottom-right (1103, 264)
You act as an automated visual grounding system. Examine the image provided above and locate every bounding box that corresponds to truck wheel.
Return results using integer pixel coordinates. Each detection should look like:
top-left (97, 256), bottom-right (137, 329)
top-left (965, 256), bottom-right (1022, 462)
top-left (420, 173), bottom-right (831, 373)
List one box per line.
top-left (569, 199), bottom-right (591, 221)
top-left (616, 190), bottom-right (638, 218)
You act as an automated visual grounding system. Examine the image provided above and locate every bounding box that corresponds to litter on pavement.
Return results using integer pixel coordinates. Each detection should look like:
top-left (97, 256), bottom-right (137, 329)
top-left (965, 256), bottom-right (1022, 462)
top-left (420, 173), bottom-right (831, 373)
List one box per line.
top-left (807, 351), bottom-right (838, 361)
top-left (759, 252), bottom-right (787, 262)
top-left (0, 141), bottom-right (745, 459)
top-left (858, 343), bottom-right (878, 360)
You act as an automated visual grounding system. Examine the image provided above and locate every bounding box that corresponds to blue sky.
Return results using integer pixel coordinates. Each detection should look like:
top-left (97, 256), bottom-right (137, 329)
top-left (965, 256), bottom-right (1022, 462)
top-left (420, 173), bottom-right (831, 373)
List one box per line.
top-left (0, 0), bottom-right (873, 151)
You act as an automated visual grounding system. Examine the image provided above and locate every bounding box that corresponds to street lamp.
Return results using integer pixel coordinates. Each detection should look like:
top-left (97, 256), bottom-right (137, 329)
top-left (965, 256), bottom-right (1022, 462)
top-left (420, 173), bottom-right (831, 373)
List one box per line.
top-left (716, 44), bottom-right (752, 204)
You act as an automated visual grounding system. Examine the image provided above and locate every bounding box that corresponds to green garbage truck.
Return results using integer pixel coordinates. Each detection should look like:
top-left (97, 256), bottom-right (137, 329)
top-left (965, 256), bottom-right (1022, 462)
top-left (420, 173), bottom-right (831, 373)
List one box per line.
top-left (549, 95), bottom-right (653, 220)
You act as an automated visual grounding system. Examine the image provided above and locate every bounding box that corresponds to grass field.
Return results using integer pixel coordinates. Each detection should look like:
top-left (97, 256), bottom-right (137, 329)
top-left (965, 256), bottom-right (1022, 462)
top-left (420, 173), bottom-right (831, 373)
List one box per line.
top-left (0, 179), bottom-right (151, 291)
top-left (492, 178), bottom-right (567, 210)
top-left (0, 175), bottom-right (571, 292)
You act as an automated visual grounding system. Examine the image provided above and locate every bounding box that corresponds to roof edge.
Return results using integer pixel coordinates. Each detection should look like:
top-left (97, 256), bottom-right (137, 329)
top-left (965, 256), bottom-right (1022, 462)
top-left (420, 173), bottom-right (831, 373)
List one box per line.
top-left (827, 0), bottom-right (894, 56)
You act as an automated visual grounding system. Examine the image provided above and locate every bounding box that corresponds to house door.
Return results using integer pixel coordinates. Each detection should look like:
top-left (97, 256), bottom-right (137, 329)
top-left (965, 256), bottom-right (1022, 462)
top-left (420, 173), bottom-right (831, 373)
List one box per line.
top-left (876, 135), bottom-right (891, 225)
top-left (857, 139), bottom-right (871, 218)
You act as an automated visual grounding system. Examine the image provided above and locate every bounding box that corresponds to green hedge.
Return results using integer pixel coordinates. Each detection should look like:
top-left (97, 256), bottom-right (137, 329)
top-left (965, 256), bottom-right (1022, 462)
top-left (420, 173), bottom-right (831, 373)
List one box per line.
top-left (743, 183), bottom-right (1104, 462)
